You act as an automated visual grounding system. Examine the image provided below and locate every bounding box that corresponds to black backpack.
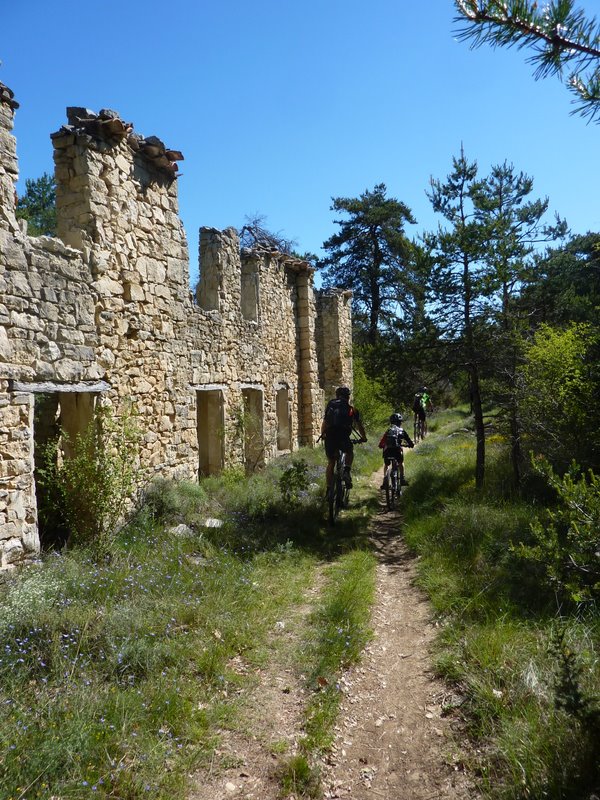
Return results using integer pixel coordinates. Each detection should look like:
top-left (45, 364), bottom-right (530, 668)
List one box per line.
top-left (412, 394), bottom-right (422, 413)
top-left (385, 425), bottom-right (402, 448)
top-left (325, 398), bottom-right (353, 432)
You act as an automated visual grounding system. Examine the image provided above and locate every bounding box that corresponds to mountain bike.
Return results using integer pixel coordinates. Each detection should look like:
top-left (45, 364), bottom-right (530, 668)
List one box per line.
top-left (413, 412), bottom-right (426, 443)
top-left (382, 456), bottom-right (401, 510)
top-left (326, 434), bottom-right (365, 525)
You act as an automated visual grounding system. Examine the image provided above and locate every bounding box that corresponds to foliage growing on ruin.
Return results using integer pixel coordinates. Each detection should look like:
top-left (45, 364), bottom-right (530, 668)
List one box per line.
top-left (37, 404), bottom-right (142, 547)
top-left (239, 213), bottom-right (297, 254)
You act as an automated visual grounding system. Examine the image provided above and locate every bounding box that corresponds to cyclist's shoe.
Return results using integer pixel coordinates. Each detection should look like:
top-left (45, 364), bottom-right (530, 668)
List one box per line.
top-left (380, 481), bottom-right (386, 490)
top-left (343, 467), bottom-right (353, 488)
top-left (401, 478), bottom-right (409, 486)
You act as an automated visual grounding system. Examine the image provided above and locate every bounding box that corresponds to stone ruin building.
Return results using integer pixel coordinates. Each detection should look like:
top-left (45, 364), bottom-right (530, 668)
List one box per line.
top-left (0, 82), bottom-right (353, 570)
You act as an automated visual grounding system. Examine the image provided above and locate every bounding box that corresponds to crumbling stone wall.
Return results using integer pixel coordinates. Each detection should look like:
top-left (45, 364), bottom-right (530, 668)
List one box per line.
top-left (0, 84), bottom-right (353, 569)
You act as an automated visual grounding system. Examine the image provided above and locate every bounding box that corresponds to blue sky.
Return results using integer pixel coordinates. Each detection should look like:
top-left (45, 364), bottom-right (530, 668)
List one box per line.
top-left (3, 0), bottom-right (599, 286)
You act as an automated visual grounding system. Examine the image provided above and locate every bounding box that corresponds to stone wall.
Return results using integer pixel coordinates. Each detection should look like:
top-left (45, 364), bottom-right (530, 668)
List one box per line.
top-left (0, 85), bottom-right (353, 569)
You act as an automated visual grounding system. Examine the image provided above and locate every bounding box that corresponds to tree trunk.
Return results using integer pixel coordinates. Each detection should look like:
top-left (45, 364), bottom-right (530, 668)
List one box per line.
top-left (509, 401), bottom-right (522, 489)
top-left (470, 362), bottom-right (485, 490)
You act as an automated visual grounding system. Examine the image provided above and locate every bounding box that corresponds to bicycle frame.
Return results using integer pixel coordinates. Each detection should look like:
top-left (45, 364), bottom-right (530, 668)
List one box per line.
top-left (327, 433), bottom-right (363, 525)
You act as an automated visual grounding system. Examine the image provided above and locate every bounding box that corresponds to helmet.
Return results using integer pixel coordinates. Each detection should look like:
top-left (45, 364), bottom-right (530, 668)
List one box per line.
top-left (421, 386), bottom-right (428, 392)
top-left (390, 412), bottom-right (403, 425)
top-left (336, 386), bottom-right (351, 399)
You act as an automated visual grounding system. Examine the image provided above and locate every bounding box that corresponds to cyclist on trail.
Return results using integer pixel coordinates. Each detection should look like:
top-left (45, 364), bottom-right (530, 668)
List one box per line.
top-left (412, 386), bottom-right (433, 435)
top-left (321, 386), bottom-right (367, 492)
top-left (378, 413), bottom-right (414, 488)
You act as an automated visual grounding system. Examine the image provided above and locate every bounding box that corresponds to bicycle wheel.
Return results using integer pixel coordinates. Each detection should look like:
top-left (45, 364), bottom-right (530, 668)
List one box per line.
top-left (391, 469), bottom-right (398, 507)
top-left (337, 454), bottom-right (347, 511)
top-left (341, 484), bottom-right (350, 509)
top-left (328, 455), bottom-right (343, 524)
top-left (384, 465), bottom-right (393, 510)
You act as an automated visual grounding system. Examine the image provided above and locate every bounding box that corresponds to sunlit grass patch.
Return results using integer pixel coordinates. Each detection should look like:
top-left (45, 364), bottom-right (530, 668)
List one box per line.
top-left (298, 549), bottom-right (376, 754)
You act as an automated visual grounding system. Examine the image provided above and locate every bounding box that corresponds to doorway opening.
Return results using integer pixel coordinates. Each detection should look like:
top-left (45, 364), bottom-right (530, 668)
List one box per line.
top-left (276, 386), bottom-right (292, 451)
top-left (241, 388), bottom-right (264, 472)
top-left (33, 391), bottom-right (97, 549)
top-left (197, 389), bottom-right (225, 476)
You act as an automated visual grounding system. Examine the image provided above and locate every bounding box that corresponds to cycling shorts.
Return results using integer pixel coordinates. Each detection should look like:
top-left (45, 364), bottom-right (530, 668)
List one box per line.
top-left (383, 446), bottom-right (403, 464)
top-left (325, 430), bottom-right (353, 459)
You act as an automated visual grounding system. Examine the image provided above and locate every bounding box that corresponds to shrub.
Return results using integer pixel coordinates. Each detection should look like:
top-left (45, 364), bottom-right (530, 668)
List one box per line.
top-left (37, 404), bottom-right (142, 547)
top-left (279, 459), bottom-right (310, 506)
top-left (515, 459), bottom-right (600, 605)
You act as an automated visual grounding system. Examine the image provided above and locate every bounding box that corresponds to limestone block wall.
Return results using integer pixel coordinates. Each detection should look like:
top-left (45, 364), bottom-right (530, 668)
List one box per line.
top-left (315, 289), bottom-right (354, 400)
top-left (0, 85), bottom-right (354, 568)
top-left (0, 84), bottom-right (19, 234)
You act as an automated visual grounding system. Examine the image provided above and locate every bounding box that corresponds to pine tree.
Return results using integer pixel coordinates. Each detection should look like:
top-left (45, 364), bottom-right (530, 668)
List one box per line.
top-left (16, 172), bottom-right (56, 236)
top-left (319, 184), bottom-right (417, 344)
top-left (471, 162), bottom-right (568, 485)
top-left (425, 149), bottom-right (490, 488)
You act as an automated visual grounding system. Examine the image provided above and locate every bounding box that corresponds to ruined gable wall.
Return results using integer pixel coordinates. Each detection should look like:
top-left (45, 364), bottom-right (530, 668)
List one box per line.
top-left (51, 112), bottom-right (198, 475)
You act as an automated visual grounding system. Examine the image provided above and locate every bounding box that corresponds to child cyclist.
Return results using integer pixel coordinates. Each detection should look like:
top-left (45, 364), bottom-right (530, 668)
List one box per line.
top-left (378, 413), bottom-right (414, 488)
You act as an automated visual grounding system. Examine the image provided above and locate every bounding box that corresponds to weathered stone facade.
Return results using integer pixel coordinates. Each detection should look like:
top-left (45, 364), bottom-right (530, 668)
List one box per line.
top-left (0, 84), bottom-right (353, 569)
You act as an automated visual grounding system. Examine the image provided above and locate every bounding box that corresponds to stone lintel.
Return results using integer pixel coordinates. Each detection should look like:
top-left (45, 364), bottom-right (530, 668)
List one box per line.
top-left (9, 379), bottom-right (110, 394)
top-left (190, 383), bottom-right (227, 392)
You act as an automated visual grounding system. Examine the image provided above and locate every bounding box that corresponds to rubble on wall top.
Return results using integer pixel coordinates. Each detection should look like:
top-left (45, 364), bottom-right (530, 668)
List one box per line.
top-left (0, 82), bottom-right (19, 110)
top-left (240, 246), bottom-right (313, 273)
top-left (318, 287), bottom-right (353, 299)
top-left (51, 107), bottom-right (184, 175)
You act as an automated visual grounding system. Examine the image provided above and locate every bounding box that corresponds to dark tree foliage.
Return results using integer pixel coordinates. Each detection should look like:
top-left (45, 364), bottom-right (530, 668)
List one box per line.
top-left (454, 0), bottom-right (600, 122)
top-left (16, 172), bottom-right (57, 236)
top-left (520, 232), bottom-right (600, 326)
top-left (319, 184), bottom-right (418, 344)
top-left (470, 162), bottom-right (567, 485)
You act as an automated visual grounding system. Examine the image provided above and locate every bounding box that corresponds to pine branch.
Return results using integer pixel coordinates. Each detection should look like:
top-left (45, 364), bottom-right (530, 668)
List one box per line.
top-left (454, 1), bottom-right (600, 121)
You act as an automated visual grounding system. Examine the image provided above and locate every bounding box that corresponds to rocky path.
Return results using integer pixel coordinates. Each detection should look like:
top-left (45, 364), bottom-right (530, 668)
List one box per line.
top-left (320, 473), bottom-right (475, 799)
top-left (188, 471), bottom-right (476, 800)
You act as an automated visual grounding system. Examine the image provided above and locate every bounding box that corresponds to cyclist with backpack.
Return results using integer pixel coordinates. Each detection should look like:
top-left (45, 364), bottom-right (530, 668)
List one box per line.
top-left (412, 386), bottom-right (433, 439)
top-left (321, 386), bottom-right (367, 492)
top-left (378, 412), bottom-right (414, 488)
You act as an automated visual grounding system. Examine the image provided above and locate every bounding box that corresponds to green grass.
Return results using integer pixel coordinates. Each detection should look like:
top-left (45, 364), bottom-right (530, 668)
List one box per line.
top-left (299, 549), bottom-right (377, 755)
top-left (0, 446), bottom-right (379, 800)
top-left (399, 411), bottom-right (600, 799)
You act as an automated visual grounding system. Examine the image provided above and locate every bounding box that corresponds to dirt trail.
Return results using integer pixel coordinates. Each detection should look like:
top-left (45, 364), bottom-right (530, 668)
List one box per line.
top-left (320, 472), bottom-right (475, 799)
top-left (188, 471), bottom-right (476, 800)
